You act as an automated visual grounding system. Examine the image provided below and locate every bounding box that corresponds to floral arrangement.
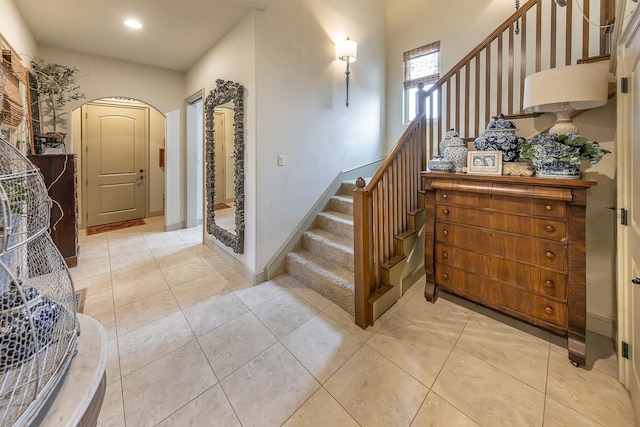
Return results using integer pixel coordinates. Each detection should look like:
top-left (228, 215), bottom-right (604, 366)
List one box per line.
top-left (520, 133), bottom-right (610, 168)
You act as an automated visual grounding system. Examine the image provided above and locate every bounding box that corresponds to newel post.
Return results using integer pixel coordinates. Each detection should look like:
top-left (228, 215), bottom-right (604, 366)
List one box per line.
top-left (353, 177), bottom-right (374, 328)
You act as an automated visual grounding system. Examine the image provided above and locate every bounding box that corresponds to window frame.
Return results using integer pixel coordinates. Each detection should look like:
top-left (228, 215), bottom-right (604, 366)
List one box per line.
top-left (402, 41), bottom-right (441, 124)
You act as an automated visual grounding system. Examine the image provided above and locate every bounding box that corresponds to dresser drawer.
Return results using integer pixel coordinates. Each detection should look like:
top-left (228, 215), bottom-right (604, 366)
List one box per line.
top-left (435, 222), bottom-right (567, 271)
top-left (436, 190), bottom-right (566, 219)
top-left (435, 264), bottom-right (567, 327)
top-left (435, 244), bottom-right (567, 299)
top-left (436, 205), bottom-right (567, 241)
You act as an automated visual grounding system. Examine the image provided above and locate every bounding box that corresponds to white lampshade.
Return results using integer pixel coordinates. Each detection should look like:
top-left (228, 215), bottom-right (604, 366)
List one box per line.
top-left (523, 64), bottom-right (608, 112)
top-left (336, 38), bottom-right (357, 63)
top-left (523, 63), bottom-right (608, 134)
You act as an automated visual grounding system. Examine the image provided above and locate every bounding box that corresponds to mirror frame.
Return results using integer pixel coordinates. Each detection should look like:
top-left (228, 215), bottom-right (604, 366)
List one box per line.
top-left (205, 79), bottom-right (245, 254)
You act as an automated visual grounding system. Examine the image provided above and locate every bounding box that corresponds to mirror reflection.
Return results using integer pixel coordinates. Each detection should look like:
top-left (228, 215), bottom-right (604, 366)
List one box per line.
top-left (205, 79), bottom-right (245, 254)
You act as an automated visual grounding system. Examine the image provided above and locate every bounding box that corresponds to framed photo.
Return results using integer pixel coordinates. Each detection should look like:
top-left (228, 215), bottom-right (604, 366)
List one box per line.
top-left (467, 151), bottom-right (502, 176)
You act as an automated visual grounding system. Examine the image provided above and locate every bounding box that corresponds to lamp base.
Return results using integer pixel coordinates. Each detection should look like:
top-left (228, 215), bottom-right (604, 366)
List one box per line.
top-left (549, 102), bottom-right (578, 135)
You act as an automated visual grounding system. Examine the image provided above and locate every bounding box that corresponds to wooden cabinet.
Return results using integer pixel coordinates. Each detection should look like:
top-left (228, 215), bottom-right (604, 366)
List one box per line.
top-left (421, 172), bottom-right (595, 366)
top-left (28, 154), bottom-right (78, 267)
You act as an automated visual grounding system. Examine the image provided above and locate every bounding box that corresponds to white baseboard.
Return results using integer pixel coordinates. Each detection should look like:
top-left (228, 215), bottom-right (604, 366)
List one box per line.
top-left (203, 238), bottom-right (261, 285)
top-left (165, 221), bottom-right (184, 232)
top-left (587, 313), bottom-right (614, 338)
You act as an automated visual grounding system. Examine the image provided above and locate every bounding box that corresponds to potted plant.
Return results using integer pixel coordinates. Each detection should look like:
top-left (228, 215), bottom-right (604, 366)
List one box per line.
top-left (30, 58), bottom-right (85, 152)
top-left (519, 133), bottom-right (610, 179)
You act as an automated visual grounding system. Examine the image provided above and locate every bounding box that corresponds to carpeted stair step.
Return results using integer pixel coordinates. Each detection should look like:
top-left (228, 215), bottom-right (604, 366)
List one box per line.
top-left (316, 211), bottom-right (353, 239)
top-left (285, 249), bottom-right (355, 315)
top-left (340, 180), bottom-right (359, 195)
top-left (302, 228), bottom-right (354, 270)
top-left (327, 194), bottom-right (353, 216)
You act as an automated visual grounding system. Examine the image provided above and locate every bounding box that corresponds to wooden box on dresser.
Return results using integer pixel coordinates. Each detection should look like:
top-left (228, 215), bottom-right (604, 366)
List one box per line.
top-left (28, 154), bottom-right (79, 268)
top-left (421, 172), bottom-right (596, 366)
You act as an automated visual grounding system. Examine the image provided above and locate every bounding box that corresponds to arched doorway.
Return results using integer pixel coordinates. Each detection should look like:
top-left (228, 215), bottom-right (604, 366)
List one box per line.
top-left (72, 98), bottom-right (166, 228)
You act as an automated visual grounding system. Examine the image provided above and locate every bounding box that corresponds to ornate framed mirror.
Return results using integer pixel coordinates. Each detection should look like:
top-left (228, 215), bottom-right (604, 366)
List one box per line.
top-left (205, 79), bottom-right (245, 254)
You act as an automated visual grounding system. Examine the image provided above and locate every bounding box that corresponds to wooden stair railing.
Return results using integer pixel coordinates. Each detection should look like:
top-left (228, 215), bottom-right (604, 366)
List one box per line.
top-left (353, 0), bottom-right (616, 329)
top-left (353, 112), bottom-right (426, 327)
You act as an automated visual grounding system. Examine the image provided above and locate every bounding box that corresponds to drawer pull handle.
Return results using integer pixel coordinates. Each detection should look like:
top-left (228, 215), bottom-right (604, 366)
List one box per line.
top-left (545, 225), bottom-right (556, 233)
top-left (442, 252), bottom-right (448, 259)
top-left (544, 306), bottom-right (554, 315)
top-left (545, 205), bottom-right (553, 211)
top-left (545, 251), bottom-right (555, 259)
top-left (443, 209), bottom-right (450, 216)
top-left (442, 193), bottom-right (448, 199)
top-left (442, 273), bottom-right (449, 280)
top-left (543, 280), bottom-right (554, 288)
top-left (443, 230), bottom-right (449, 236)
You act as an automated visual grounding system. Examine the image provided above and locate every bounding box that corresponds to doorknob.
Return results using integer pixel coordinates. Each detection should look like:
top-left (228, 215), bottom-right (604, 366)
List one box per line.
top-left (633, 278), bottom-right (640, 285)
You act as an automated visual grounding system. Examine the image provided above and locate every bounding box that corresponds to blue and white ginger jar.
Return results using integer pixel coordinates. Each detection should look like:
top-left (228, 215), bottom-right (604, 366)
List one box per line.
top-left (442, 135), bottom-right (468, 172)
top-left (474, 114), bottom-right (526, 162)
top-left (439, 129), bottom-right (461, 154)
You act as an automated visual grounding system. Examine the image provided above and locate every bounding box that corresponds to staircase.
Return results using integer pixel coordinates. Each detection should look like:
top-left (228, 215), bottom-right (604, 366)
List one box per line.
top-left (352, 0), bottom-right (618, 329)
top-left (284, 180), bottom-right (360, 315)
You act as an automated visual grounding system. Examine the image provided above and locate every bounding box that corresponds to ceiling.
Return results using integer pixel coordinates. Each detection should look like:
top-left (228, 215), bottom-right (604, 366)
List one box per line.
top-left (13, 0), bottom-right (278, 71)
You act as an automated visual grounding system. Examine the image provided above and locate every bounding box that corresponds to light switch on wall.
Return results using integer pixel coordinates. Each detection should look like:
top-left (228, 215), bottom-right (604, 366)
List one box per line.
top-left (277, 154), bottom-right (286, 166)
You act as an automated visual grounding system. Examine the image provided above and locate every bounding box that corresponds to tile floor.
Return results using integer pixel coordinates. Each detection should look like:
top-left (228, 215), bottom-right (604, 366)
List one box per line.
top-left (70, 216), bottom-right (637, 427)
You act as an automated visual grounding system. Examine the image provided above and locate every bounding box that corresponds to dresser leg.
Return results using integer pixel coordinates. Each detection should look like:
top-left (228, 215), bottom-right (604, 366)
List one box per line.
top-left (424, 281), bottom-right (438, 302)
top-left (567, 333), bottom-right (586, 367)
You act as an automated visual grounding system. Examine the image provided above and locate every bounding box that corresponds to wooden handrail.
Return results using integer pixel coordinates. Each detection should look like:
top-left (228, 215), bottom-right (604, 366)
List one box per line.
top-left (353, 0), bottom-right (615, 329)
top-left (365, 110), bottom-right (426, 191)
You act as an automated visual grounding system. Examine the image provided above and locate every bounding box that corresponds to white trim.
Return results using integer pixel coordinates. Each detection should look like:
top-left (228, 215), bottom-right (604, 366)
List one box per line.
top-left (616, 4), bottom-right (640, 394)
top-left (587, 313), bottom-right (615, 338)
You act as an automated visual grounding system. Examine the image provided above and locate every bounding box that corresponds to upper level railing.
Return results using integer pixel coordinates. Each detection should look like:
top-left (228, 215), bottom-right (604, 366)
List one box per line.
top-left (353, 0), bottom-right (615, 328)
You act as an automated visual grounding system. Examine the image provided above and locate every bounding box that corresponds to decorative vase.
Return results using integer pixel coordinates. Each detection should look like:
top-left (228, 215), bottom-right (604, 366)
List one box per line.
top-left (474, 114), bottom-right (526, 162)
top-left (427, 156), bottom-right (454, 172)
top-left (439, 129), bottom-right (462, 155)
top-left (443, 137), bottom-right (468, 172)
top-left (533, 160), bottom-right (581, 179)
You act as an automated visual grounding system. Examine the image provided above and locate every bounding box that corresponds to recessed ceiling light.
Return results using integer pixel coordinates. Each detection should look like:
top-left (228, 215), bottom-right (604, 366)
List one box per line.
top-left (124, 19), bottom-right (143, 29)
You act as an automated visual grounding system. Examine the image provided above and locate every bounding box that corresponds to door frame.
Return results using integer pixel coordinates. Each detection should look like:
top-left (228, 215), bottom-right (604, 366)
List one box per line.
top-left (80, 99), bottom-right (150, 227)
top-left (616, 4), bottom-right (640, 415)
top-left (185, 89), bottom-right (205, 230)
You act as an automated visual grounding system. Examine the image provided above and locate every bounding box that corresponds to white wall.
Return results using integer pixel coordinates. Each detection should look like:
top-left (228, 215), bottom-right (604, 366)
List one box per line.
top-left (186, 11), bottom-right (257, 270)
top-left (254, 0), bottom-right (387, 269)
top-left (0, 0), bottom-right (37, 63)
top-left (35, 45), bottom-right (186, 228)
top-left (165, 110), bottom-right (182, 229)
top-left (35, 45), bottom-right (185, 145)
top-left (386, 0), bottom-right (517, 146)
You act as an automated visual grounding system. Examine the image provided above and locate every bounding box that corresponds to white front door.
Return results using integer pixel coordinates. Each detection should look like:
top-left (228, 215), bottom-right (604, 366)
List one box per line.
top-left (84, 103), bottom-right (147, 226)
top-left (617, 7), bottom-right (640, 420)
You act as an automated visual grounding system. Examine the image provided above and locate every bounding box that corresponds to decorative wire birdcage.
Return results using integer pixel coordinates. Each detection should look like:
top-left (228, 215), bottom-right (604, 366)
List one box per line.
top-left (0, 138), bottom-right (78, 426)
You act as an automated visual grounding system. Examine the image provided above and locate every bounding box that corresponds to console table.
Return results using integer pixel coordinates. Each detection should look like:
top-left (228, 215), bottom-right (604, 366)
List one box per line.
top-left (421, 172), bottom-right (596, 366)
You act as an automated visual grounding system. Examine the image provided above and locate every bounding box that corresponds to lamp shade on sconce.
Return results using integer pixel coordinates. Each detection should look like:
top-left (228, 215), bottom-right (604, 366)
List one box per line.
top-left (523, 63), bottom-right (608, 134)
top-left (336, 38), bottom-right (357, 63)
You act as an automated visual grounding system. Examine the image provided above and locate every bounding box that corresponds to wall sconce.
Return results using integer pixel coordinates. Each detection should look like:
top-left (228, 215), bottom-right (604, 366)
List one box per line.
top-left (336, 38), bottom-right (357, 107)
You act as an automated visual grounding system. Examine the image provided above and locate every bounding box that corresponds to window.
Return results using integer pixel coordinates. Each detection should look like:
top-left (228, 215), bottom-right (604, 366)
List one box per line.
top-left (403, 41), bottom-right (440, 123)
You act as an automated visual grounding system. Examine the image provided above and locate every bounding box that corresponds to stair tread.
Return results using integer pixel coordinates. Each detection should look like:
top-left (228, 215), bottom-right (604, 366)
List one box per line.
top-left (287, 250), bottom-right (354, 291)
top-left (305, 228), bottom-right (354, 251)
top-left (318, 210), bottom-right (353, 224)
top-left (331, 194), bottom-right (354, 203)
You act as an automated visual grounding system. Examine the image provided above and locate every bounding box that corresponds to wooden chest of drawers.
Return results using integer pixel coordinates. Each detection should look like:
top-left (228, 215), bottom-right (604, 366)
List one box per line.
top-left (421, 172), bottom-right (596, 366)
